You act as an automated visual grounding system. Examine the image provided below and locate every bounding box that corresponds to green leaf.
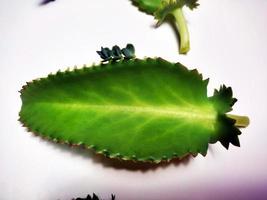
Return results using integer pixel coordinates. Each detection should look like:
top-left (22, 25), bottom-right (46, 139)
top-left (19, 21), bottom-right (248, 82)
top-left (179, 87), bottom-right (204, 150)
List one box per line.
top-left (132, 0), bottom-right (199, 14)
top-left (182, 0), bottom-right (199, 10)
top-left (209, 85), bottom-right (237, 113)
top-left (131, 0), bottom-right (162, 14)
top-left (19, 58), bottom-right (248, 162)
top-left (130, 0), bottom-right (199, 54)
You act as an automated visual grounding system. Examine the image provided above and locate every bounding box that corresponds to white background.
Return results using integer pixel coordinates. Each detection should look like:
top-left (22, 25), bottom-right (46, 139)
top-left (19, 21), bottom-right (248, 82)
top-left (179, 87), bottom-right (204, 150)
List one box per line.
top-left (1, 0), bottom-right (267, 199)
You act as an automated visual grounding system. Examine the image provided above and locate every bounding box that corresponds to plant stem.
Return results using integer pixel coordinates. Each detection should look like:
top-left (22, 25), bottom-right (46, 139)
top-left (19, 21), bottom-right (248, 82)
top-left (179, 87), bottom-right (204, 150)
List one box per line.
top-left (171, 8), bottom-right (190, 54)
top-left (226, 114), bottom-right (250, 128)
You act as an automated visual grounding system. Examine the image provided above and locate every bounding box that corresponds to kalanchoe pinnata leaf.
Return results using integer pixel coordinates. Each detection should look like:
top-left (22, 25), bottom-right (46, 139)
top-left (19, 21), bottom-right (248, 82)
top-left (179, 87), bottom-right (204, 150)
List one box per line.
top-left (19, 57), bottom-right (249, 162)
top-left (130, 0), bottom-right (199, 54)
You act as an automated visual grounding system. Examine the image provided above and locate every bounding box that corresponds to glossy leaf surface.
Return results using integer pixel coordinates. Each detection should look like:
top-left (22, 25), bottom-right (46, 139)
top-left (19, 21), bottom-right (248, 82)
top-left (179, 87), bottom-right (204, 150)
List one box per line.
top-left (20, 58), bottom-right (245, 162)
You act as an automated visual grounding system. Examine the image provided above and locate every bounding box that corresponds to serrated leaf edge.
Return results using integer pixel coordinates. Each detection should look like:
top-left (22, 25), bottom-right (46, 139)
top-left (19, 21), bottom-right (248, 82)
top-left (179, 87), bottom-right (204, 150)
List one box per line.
top-left (19, 57), bottom-right (225, 163)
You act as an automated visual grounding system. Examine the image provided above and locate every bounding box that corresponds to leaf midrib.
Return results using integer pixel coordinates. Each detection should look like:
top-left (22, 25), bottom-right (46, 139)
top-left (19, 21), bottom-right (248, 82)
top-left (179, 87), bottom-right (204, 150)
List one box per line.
top-left (35, 102), bottom-right (216, 122)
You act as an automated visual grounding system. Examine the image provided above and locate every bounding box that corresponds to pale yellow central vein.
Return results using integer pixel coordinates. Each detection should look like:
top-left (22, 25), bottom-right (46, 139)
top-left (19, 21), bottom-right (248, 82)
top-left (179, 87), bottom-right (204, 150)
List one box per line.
top-left (46, 102), bottom-right (216, 121)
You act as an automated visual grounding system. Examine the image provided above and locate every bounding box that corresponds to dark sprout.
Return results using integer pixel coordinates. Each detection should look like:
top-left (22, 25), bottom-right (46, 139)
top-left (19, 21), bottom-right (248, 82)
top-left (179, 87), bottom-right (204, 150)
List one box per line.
top-left (97, 44), bottom-right (135, 62)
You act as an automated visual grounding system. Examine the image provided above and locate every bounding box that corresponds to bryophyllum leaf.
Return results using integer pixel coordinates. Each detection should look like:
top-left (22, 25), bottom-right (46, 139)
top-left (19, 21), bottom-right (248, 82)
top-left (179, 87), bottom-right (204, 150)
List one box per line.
top-left (132, 0), bottom-right (199, 15)
top-left (155, 0), bottom-right (198, 24)
top-left (130, 0), bottom-right (199, 54)
top-left (19, 58), bottom-right (249, 162)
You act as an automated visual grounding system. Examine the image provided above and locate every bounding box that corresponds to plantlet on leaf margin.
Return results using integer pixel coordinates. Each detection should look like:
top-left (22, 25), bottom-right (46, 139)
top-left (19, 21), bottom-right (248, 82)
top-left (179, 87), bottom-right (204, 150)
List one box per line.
top-left (97, 44), bottom-right (135, 62)
top-left (19, 44), bottom-right (249, 163)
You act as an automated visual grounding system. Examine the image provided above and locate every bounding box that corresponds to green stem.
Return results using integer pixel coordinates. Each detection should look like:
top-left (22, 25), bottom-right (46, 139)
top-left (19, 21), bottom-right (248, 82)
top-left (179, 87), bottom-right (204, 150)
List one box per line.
top-left (171, 8), bottom-right (190, 54)
top-left (226, 114), bottom-right (250, 128)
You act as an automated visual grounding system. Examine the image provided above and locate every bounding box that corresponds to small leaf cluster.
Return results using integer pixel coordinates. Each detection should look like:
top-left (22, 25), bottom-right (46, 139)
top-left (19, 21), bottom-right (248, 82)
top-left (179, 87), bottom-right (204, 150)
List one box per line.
top-left (97, 44), bottom-right (135, 62)
top-left (155, 0), bottom-right (199, 24)
top-left (180, 0), bottom-right (199, 10)
top-left (160, 0), bottom-right (199, 12)
top-left (209, 85), bottom-right (237, 113)
top-left (73, 193), bottom-right (115, 200)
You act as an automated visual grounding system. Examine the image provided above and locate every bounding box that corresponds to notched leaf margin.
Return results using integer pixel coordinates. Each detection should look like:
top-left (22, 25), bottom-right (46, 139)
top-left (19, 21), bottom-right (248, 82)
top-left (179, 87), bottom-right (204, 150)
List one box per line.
top-left (19, 58), bottom-right (239, 163)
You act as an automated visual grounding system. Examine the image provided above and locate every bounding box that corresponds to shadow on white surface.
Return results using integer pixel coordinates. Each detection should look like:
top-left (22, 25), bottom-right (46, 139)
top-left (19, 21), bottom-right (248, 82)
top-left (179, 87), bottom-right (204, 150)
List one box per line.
top-left (37, 135), bottom-right (194, 172)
